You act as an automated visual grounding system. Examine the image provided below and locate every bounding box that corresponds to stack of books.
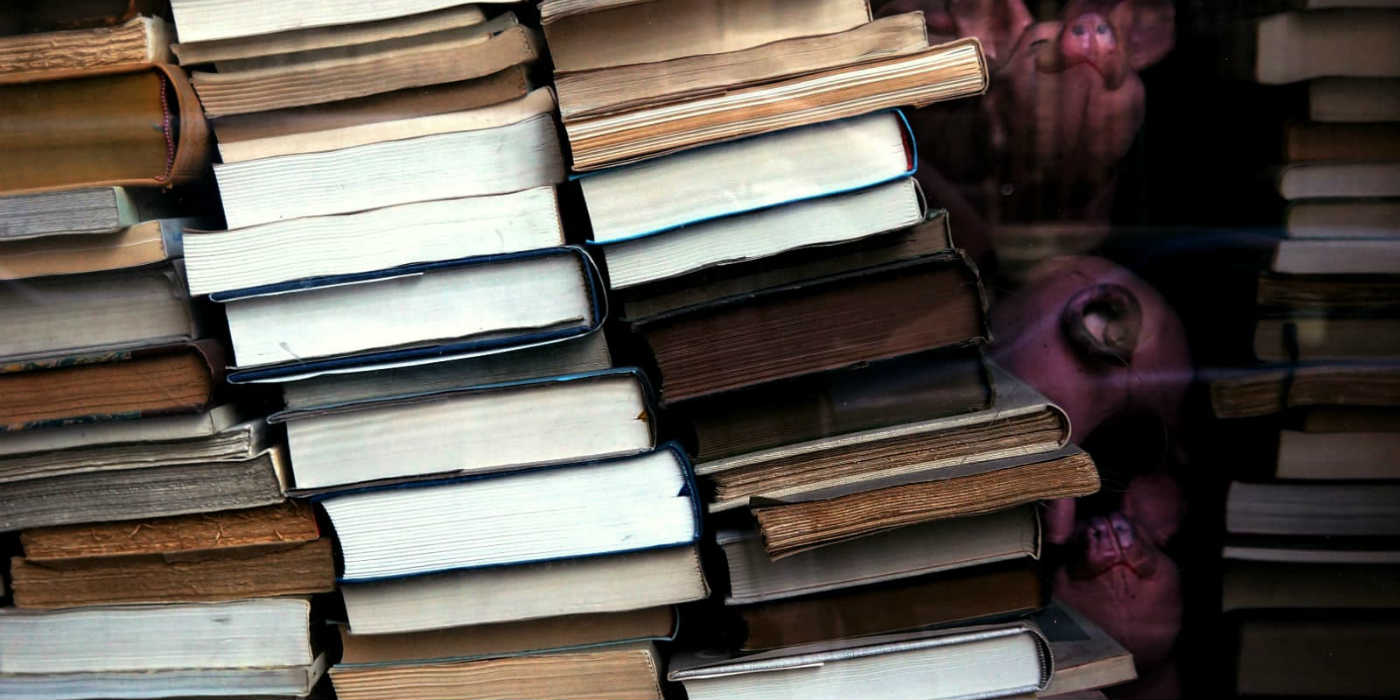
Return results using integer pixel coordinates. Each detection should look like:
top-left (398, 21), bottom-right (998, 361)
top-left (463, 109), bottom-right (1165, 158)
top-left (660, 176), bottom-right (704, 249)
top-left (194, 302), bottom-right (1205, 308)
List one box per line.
top-left (1208, 6), bottom-right (1400, 697)
top-left (543, 1), bottom-right (1107, 697)
top-left (0, 5), bottom-right (332, 699)
top-left (170, 2), bottom-right (709, 698)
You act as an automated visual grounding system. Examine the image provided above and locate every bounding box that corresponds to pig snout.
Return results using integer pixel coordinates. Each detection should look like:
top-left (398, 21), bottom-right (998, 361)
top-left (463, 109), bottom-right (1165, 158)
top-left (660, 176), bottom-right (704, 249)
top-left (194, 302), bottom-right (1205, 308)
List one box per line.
top-left (1058, 12), bottom-right (1126, 86)
top-left (1075, 513), bottom-right (1159, 581)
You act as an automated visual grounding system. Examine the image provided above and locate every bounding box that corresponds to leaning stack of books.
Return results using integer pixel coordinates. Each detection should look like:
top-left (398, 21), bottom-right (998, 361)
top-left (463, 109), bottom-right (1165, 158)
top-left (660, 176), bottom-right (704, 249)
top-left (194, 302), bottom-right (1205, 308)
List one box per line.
top-left (169, 2), bottom-right (712, 698)
top-left (0, 4), bottom-right (333, 698)
top-left (543, 1), bottom-right (1104, 697)
top-left (1205, 6), bottom-right (1400, 697)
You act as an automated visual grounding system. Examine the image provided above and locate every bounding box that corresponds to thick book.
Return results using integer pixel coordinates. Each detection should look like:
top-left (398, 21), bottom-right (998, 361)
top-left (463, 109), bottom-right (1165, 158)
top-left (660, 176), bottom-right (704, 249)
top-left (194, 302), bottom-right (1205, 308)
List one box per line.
top-left (634, 252), bottom-right (988, 405)
top-left (20, 501), bottom-right (320, 561)
top-left (214, 111), bottom-right (562, 229)
top-left (0, 416), bottom-right (263, 484)
top-left (214, 86), bottom-right (556, 163)
top-left (1255, 317), bottom-right (1400, 361)
top-left (168, 0), bottom-right (490, 43)
top-left (1272, 238), bottom-right (1400, 274)
top-left (1311, 77), bottom-right (1400, 121)
top-left (0, 342), bottom-right (223, 432)
top-left (1258, 273), bottom-right (1400, 315)
top-left (0, 658), bottom-right (326, 700)
top-left (0, 187), bottom-right (186, 240)
top-left (0, 404), bottom-right (245, 458)
top-left (330, 642), bottom-right (665, 700)
top-left (0, 598), bottom-right (314, 673)
top-left (1036, 600), bottom-right (1137, 697)
top-left (0, 447), bottom-right (289, 532)
top-left (189, 14), bottom-right (541, 117)
top-left (581, 110), bottom-right (914, 244)
top-left (1277, 162), bottom-right (1400, 199)
top-left (539, 0), bottom-right (652, 24)
top-left (219, 248), bottom-right (602, 376)
top-left (9, 538), bottom-right (336, 608)
top-left (1224, 535), bottom-right (1400, 564)
top-left (1284, 122), bottom-right (1400, 162)
top-left (543, 0), bottom-right (871, 73)
top-left (555, 13), bottom-right (930, 122)
top-left (1244, 10), bottom-right (1400, 84)
top-left (669, 622), bottom-right (1052, 700)
top-left (1224, 561), bottom-right (1400, 611)
top-left (341, 545), bottom-right (709, 634)
top-left (320, 446), bottom-right (700, 582)
top-left (210, 65), bottom-right (532, 147)
top-left (1227, 481), bottom-right (1400, 536)
top-left (0, 65), bottom-right (209, 194)
top-left (281, 331), bottom-right (612, 411)
top-left (0, 217), bottom-right (204, 281)
top-left (1285, 199), bottom-right (1400, 239)
top-left (0, 263), bottom-right (200, 364)
top-left (185, 186), bottom-right (562, 295)
top-left (1236, 617), bottom-right (1400, 697)
top-left (565, 39), bottom-right (986, 170)
top-left (752, 445), bottom-right (1100, 559)
top-left (620, 210), bottom-right (955, 323)
top-left (720, 506), bottom-right (1041, 606)
top-left (171, 4), bottom-right (487, 65)
top-left (1210, 363), bottom-right (1400, 418)
top-left (602, 178), bottom-right (926, 290)
top-left (278, 368), bottom-right (653, 492)
top-left (677, 347), bottom-right (990, 462)
top-left (336, 606), bottom-right (677, 666)
top-left (698, 365), bottom-right (1067, 512)
top-left (1277, 428), bottom-right (1400, 479)
top-left (0, 17), bottom-right (171, 83)
top-left (737, 564), bottom-right (1045, 651)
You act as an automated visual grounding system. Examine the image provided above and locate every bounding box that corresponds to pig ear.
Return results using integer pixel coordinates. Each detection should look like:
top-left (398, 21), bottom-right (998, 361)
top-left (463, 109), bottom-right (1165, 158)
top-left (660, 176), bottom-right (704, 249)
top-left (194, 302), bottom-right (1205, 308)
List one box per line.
top-left (1121, 473), bottom-right (1183, 545)
top-left (946, 0), bottom-right (1033, 67)
top-left (1111, 0), bottom-right (1175, 71)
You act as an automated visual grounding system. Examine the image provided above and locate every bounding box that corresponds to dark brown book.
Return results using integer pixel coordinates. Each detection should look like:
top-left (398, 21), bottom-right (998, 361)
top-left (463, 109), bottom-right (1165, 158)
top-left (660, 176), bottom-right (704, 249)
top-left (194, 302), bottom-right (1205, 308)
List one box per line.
top-left (754, 446), bottom-right (1100, 559)
top-left (211, 65), bottom-right (531, 145)
top-left (1210, 364), bottom-right (1400, 419)
top-left (20, 502), bottom-right (320, 561)
top-left (1284, 122), bottom-right (1400, 163)
top-left (11, 0), bottom-right (167, 32)
top-left (0, 342), bottom-right (222, 432)
top-left (0, 64), bottom-right (208, 194)
top-left (738, 564), bottom-right (1044, 651)
top-left (10, 538), bottom-right (335, 608)
top-left (675, 350), bottom-right (991, 462)
top-left (634, 252), bottom-right (987, 405)
top-left (619, 212), bottom-right (954, 323)
top-left (1257, 273), bottom-right (1400, 315)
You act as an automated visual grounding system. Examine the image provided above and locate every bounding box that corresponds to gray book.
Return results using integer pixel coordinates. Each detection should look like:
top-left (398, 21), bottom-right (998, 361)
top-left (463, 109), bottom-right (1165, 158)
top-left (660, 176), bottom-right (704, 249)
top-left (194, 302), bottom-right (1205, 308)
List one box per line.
top-left (0, 188), bottom-right (178, 241)
top-left (0, 447), bottom-right (289, 532)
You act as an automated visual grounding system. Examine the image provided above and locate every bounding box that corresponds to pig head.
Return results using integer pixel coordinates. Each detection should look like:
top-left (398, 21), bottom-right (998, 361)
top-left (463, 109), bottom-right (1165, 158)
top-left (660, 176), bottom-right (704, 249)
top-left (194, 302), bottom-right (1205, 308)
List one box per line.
top-left (875, 0), bottom-right (1175, 261)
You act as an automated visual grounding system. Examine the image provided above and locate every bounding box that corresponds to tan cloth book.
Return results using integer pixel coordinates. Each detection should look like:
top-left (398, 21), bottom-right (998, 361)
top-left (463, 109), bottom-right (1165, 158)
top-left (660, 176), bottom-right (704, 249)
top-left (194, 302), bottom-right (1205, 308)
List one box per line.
top-left (0, 17), bottom-right (172, 84)
top-left (21, 502), bottom-right (319, 561)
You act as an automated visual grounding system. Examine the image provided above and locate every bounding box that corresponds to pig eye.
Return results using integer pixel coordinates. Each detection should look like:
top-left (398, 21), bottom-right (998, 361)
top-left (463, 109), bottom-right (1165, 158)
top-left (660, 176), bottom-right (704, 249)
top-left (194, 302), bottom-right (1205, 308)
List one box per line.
top-left (1072, 24), bottom-right (1086, 36)
top-left (1096, 23), bottom-right (1111, 35)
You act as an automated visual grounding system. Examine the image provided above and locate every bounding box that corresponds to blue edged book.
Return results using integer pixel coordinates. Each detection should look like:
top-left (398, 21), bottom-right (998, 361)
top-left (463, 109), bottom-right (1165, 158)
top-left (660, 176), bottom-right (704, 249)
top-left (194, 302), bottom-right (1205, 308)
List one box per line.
top-left (318, 443), bottom-right (702, 583)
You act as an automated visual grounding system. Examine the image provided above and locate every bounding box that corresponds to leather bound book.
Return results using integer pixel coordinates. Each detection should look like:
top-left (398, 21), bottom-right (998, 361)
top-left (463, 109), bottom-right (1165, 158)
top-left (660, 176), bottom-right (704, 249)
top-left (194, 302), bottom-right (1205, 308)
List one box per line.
top-left (737, 564), bottom-right (1045, 651)
top-left (633, 252), bottom-right (988, 405)
top-left (0, 18), bottom-right (172, 85)
top-left (10, 538), bottom-right (336, 608)
top-left (0, 341), bottom-right (223, 432)
top-left (20, 502), bottom-right (319, 561)
top-left (0, 65), bottom-right (209, 194)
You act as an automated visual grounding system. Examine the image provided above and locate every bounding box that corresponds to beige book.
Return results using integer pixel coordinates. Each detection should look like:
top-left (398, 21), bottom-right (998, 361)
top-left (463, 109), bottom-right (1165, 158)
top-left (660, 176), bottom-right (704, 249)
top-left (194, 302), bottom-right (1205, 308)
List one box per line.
top-left (0, 219), bottom-right (180, 281)
top-left (1277, 162), bottom-right (1400, 200)
top-left (218, 88), bottom-right (555, 163)
top-left (169, 0), bottom-right (490, 43)
top-left (566, 39), bottom-right (987, 171)
top-left (330, 643), bottom-right (663, 700)
top-left (212, 66), bottom-right (531, 144)
top-left (1286, 199), bottom-right (1400, 239)
top-left (172, 5), bottom-right (486, 65)
top-left (1311, 78), bottom-right (1400, 122)
top-left (556, 13), bottom-right (929, 121)
top-left (191, 15), bottom-right (540, 117)
top-left (539, 0), bottom-right (654, 24)
top-left (545, 0), bottom-right (870, 73)
top-left (341, 546), bottom-right (708, 634)
top-left (338, 607), bottom-right (675, 665)
top-left (1252, 10), bottom-right (1400, 84)
top-left (1255, 317), bottom-right (1400, 362)
top-left (1277, 430), bottom-right (1400, 480)
top-left (1272, 238), bottom-right (1400, 274)
top-left (0, 17), bottom-right (171, 84)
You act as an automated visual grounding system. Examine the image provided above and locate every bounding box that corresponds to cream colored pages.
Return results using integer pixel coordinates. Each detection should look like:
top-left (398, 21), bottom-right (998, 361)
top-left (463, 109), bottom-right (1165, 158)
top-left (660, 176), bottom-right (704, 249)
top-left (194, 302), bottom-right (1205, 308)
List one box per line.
top-left (173, 5), bottom-right (486, 64)
top-left (546, 0), bottom-right (870, 73)
top-left (218, 88), bottom-right (556, 162)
